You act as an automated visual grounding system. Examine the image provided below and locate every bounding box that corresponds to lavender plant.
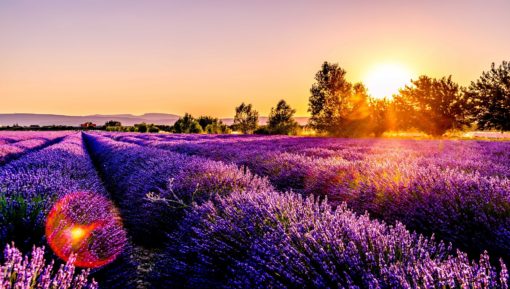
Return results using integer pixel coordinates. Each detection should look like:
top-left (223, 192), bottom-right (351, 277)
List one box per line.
top-left (155, 189), bottom-right (509, 289)
top-left (112, 133), bottom-right (510, 262)
top-left (0, 133), bottom-right (138, 289)
top-left (83, 133), bottom-right (272, 247)
top-left (0, 131), bottom-right (68, 164)
top-left (0, 243), bottom-right (98, 289)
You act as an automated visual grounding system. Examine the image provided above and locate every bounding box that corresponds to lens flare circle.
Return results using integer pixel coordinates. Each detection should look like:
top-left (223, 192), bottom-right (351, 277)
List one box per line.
top-left (45, 192), bottom-right (127, 268)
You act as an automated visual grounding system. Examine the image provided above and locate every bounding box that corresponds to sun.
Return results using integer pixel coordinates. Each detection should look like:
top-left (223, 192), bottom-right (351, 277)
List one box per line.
top-left (364, 63), bottom-right (413, 99)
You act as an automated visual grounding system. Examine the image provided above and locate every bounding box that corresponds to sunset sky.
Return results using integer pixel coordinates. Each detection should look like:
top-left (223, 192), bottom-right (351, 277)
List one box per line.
top-left (1, 0), bottom-right (509, 118)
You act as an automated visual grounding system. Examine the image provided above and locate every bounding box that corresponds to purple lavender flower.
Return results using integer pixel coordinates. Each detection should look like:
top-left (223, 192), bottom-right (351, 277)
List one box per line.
top-left (0, 243), bottom-right (98, 289)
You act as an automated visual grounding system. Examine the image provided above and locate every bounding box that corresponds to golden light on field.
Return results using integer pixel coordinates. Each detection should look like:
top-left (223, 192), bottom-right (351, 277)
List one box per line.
top-left (364, 64), bottom-right (413, 99)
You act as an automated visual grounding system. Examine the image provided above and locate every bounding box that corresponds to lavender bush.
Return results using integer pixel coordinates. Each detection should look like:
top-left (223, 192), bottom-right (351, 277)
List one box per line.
top-left (0, 131), bottom-right (68, 164)
top-left (113, 133), bottom-right (510, 262)
top-left (83, 133), bottom-right (272, 247)
top-left (0, 243), bottom-right (98, 289)
top-left (155, 189), bottom-right (509, 288)
top-left (0, 134), bottom-right (109, 250)
top-left (0, 133), bottom-right (138, 289)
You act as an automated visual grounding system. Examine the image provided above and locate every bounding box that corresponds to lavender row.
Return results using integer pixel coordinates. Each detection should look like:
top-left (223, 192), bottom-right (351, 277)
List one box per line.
top-left (82, 133), bottom-right (273, 248)
top-left (0, 132), bottom-right (69, 165)
top-left (153, 188), bottom-right (509, 288)
top-left (0, 131), bottom-right (69, 144)
top-left (0, 133), bottom-right (137, 289)
top-left (86, 133), bottom-right (510, 288)
top-left (108, 134), bottom-right (510, 262)
top-left (110, 133), bottom-right (510, 179)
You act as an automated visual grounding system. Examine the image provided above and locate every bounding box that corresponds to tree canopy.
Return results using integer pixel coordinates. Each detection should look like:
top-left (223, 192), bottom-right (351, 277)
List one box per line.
top-left (197, 116), bottom-right (230, 134)
top-left (233, 103), bottom-right (259, 134)
top-left (466, 61), bottom-right (510, 131)
top-left (393, 75), bottom-right (468, 136)
top-left (173, 113), bottom-right (203, 133)
top-left (308, 62), bottom-right (374, 136)
top-left (267, 100), bottom-right (299, 135)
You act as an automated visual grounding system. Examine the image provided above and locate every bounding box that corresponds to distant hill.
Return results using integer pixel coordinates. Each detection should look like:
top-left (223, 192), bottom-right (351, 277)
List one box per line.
top-left (0, 113), bottom-right (310, 127)
top-left (0, 113), bottom-right (180, 126)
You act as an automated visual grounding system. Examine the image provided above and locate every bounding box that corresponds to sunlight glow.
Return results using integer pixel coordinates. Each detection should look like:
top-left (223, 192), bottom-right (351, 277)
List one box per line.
top-left (364, 64), bottom-right (413, 99)
top-left (70, 227), bottom-right (87, 243)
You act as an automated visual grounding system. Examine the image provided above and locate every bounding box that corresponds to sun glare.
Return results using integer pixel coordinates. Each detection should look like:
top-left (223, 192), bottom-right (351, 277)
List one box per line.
top-left (70, 226), bottom-right (87, 243)
top-left (364, 64), bottom-right (413, 99)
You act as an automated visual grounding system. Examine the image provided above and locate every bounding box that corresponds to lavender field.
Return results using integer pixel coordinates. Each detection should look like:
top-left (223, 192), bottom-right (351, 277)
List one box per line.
top-left (1, 131), bottom-right (510, 288)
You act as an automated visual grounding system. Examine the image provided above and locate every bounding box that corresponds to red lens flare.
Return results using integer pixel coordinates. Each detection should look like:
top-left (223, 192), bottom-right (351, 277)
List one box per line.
top-left (45, 192), bottom-right (127, 268)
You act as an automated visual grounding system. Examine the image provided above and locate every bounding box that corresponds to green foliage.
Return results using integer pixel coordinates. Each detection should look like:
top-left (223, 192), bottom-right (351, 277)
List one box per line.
top-left (308, 62), bottom-right (374, 137)
top-left (0, 194), bottom-right (48, 250)
top-left (466, 61), bottom-right (510, 131)
top-left (197, 116), bottom-right (216, 131)
top-left (205, 123), bottom-right (230, 134)
top-left (105, 120), bottom-right (122, 127)
top-left (253, 125), bottom-right (271, 135)
top-left (135, 122), bottom-right (148, 133)
top-left (267, 100), bottom-right (299, 135)
top-left (393, 75), bottom-right (468, 136)
top-left (233, 103), bottom-right (259, 134)
top-left (197, 116), bottom-right (230, 134)
top-left (148, 125), bottom-right (160, 133)
top-left (173, 113), bottom-right (203, 133)
top-left (132, 123), bottom-right (159, 133)
top-left (368, 98), bottom-right (393, 137)
top-left (308, 62), bottom-right (352, 134)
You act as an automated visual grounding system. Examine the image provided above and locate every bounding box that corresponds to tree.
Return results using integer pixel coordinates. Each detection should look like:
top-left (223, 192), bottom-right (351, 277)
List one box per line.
top-left (393, 75), bottom-right (468, 136)
top-left (205, 122), bottom-right (231, 134)
top-left (308, 62), bottom-right (373, 136)
top-left (135, 122), bottom-right (148, 133)
top-left (465, 61), bottom-right (510, 131)
top-left (197, 116), bottom-right (217, 131)
top-left (267, 100), bottom-right (299, 135)
top-left (368, 98), bottom-right (392, 137)
top-left (173, 113), bottom-right (203, 133)
top-left (308, 62), bottom-right (352, 135)
top-left (147, 124), bottom-right (160, 133)
top-left (196, 116), bottom-right (230, 134)
top-left (233, 103), bottom-right (258, 134)
top-left (104, 120), bottom-right (122, 127)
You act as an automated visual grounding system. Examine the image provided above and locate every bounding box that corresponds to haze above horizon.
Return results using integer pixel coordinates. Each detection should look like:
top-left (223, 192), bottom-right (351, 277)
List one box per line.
top-left (1, 0), bottom-right (509, 118)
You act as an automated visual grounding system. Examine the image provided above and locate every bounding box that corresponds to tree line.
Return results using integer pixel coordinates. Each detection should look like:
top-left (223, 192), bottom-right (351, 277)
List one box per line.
top-left (7, 60), bottom-right (507, 136)
top-left (169, 60), bottom-right (508, 137)
top-left (308, 60), bottom-right (509, 137)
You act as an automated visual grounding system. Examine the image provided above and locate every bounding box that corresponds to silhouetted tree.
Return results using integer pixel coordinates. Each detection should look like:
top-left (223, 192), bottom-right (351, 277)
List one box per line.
top-left (267, 100), bottom-right (299, 135)
top-left (233, 103), bottom-right (258, 134)
top-left (196, 116), bottom-right (230, 134)
top-left (308, 62), bottom-right (352, 134)
top-left (308, 62), bottom-right (373, 136)
top-left (104, 120), bottom-right (122, 127)
top-left (197, 116), bottom-right (216, 130)
top-left (135, 122), bottom-right (148, 133)
top-left (173, 113), bottom-right (203, 133)
top-left (465, 61), bottom-right (510, 131)
top-left (147, 124), bottom-right (160, 133)
top-left (368, 98), bottom-right (392, 137)
top-left (393, 75), bottom-right (468, 136)
top-left (205, 122), bottom-right (231, 134)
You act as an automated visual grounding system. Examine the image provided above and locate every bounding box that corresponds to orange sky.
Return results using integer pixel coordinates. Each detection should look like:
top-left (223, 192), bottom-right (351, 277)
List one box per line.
top-left (1, 0), bottom-right (509, 117)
